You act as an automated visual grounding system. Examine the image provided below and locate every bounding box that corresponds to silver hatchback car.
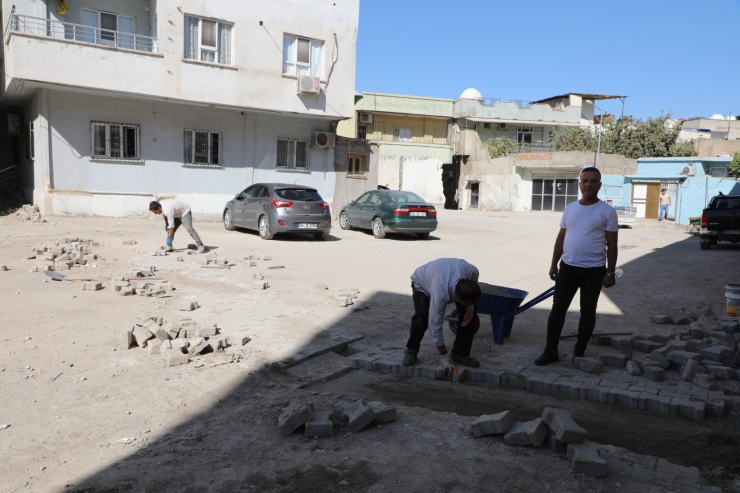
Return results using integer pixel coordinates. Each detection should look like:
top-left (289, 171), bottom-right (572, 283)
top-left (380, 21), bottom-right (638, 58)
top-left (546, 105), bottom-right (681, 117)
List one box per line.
top-left (223, 183), bottom-right (331, 240)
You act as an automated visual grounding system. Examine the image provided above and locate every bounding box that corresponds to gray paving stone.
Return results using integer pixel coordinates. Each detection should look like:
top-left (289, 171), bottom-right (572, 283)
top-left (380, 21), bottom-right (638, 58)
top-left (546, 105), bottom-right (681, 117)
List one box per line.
top-left (542, 407), bottom-right (587, 444)
top-left (628, 385), bottom-right (658, 395)
top-left (548, 429), bottom-right (568, 452)
top-left (478, 367), bottom-right (503, 386)
top-left (625, 360), bottom-right (642, 376)
top-left (161, 349), bottom-right (188, 367)
top-left (651, 315), bottom-right (671, 324)
top-left (578, 384), bottom-right (610, 404)
top-left (689, 396), bottom-right (725, 418)
top-left (666, 350), bottom-right (701, 366)
top-left (287, 351), bottom-right (354, 382)
top-left (700, 345), bottom-right (735, 362)
top-left (594, 336), bottom-right (612, 346)
top-left (575, 357), bottom-right (603, 374)
top-left (571, 375), bottom-right (601, 386)
top-left (471, 410), bottom-right (513, 437)
top-left (638, 393), bottom-right (671, 414)
top-left (500, 371), bottom-right (526, 389)
top-left (643, 366), bottom-right (665, 382)
top-left (132, 325), bottom-right (154, 348)
top-left (552, 378), bottom-right (582, 398)
top-left (635, 340), bottom-right (665, 353)
top-left (567, 442), bottom-right (607, 478)
top-left (668, 308), bottom-right (690, 325)
top-left (413, 363), bottom-right (439, 380)
top-left (120, 330), bottom-right (133, 350)
top-left (646, 350), bottom-right (671, 369)
top-left (598, 379), bottom-right (630, 390)
top-left (278, 399), bottom-right (314, 437)
top-left (608, 388), bottom-right (640, 408)
top-left (693, 373), bottom-right (718, 390)
top-left (350, 353), bottom-right (383, 370)
top-left (305, 413), bottom-right (333, 438)
top-left (670, 396), bottom-right (705, 422)
top-left (702, 364), bottom-right (734, 380)
top-left (680, 359), bottom-right (701, 381)
top-left (503, 418), bottom-right (548, 446)
top-left (368, 401), bottom-right (397, 424)
top-left (348, 400), bottom-right (376, 432)
top-left (599, 353), bottom-right (627, 368)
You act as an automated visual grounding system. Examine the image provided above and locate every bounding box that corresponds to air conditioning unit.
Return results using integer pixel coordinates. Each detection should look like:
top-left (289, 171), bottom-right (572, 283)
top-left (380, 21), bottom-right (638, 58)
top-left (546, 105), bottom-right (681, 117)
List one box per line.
top-left (313, 131), bottom-right (335, 148)
top-left (358, 111), bottom-right (373, 124)
top-left (297, 75), bottom-right (320, 94)
top-left (497, 122), bottom-right (507, 129)
top-left (680, 163), bottom-right (696, 177)
top-left (7, 114), bottom-right (21, 135)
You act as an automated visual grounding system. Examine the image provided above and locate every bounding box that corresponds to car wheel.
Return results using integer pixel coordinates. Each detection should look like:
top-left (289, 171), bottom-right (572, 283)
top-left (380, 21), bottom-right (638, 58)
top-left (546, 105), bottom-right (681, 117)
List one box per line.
top-left (416, 232), bottom-right (430, 239)
top-left (258, 215), bottom-right (274, 240)
top-left (372, 218), bottom-right (386, 239)
top-left (700, 240), bottom-right (710, 250)
top-left (313, 232), bottom-right (329, 241)
top-left (339, 211), bottom-right (351, 230)
top-left (223, 209), bottom-right (236, 231)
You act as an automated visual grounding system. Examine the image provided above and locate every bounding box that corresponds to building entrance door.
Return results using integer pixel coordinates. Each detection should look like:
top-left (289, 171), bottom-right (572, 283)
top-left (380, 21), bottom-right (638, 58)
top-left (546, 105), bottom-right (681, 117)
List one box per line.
top-left (632, 183), bottom-right (660, 219)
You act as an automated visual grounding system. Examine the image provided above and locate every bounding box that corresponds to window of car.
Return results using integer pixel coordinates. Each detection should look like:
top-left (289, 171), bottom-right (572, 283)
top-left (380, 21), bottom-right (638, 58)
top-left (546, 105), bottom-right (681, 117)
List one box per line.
top-left (255, 186), bottom-right (271, 198)
top-left (387, 192), bottom-right (426, 204)
top-left (275, 188), bottom-right (322, 201)
top-left (367, 193), bottom-right (382, 206)
top-left (713, 198), bottom-right (740, 209)
top-left (354, 192), bottom-right (372, 205)
top-left (238, 186), bottom-right (257, 200)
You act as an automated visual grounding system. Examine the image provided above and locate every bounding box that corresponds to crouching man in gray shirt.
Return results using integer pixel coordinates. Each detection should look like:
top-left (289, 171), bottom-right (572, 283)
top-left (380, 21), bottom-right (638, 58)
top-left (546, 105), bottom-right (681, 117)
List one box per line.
top-left (403, 258), bottom-right (482, 377)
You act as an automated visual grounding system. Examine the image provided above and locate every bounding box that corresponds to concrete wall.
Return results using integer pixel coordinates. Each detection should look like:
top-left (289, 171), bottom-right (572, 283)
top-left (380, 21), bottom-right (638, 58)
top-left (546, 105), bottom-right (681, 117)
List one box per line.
top-left (355, 92), bottom-right (453, 118)
top-left (454, 98), bottom-right (582, 125)
top-left (40, 89), bottom-right (337, 216)
top-left (377, 156), bottom-right (445, 204)
top-left (3, 0), bottom-right (358, 118)
top-left (332, 137), bottom-right (378, 217)
top-left (695, 138), bottom-right (740, 157)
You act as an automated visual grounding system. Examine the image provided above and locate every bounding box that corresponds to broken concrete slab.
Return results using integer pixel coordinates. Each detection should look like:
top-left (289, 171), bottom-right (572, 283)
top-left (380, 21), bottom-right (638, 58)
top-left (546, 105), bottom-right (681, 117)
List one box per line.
top-left (567, 442), bottom-right (607, 478)
top-left (471, 410), bottom-right (514, 438)
top-left (348, 400), bottom-right (376, 432)
top-left (278, 399), bottom-right (314, 437)
top-left (304, 413), bottom-right (333, 438)
top-left (368, 401), bottom-right (397, 424)
top-left (598, 353), bottom-right (627, 368)
top-left (574, 357), bottom-right (603, 374)
top-left (541, 407), bottom-right (587, 444)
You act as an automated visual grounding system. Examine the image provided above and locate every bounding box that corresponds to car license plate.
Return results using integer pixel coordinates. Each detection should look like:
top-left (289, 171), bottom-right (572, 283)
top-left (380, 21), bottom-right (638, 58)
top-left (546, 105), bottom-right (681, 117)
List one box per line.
top-left (409, 212), bottom-right (426, 217)
top-left (723, 230), bottom-right (740, 234)
top-left (297, 223), bottom-right (318, 229)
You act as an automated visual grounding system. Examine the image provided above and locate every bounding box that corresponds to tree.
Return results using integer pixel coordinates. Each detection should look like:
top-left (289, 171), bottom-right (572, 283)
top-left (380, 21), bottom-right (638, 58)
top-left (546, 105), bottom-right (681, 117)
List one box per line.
top-left (600, 114), bottom-right (696, 159)
top-left (484, 137), bottom-right (515, 158)
top-left (730, 152), bottom-right (740, 178)
top-left (552, 127), bottom-right (597, 152)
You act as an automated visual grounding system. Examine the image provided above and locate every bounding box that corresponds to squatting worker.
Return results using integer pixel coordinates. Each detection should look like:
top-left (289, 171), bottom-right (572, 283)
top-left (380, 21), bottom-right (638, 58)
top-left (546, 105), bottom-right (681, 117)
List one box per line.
top-left (403, 258), bottom-right (482, 377)
top-left (149, 200), bottom-right (205, 254)
top-left (535, 167), bottom-right (618, 366)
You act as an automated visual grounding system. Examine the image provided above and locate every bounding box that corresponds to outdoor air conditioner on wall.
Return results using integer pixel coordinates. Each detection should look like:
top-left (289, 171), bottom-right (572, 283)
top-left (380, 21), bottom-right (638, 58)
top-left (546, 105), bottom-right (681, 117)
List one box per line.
top-left (497, 122), bottom-right (507, 129)
top-left (681, 163), bottom-right (696, 177)
top-left (358, 111), bottom-right (373, 124)
top-left (7, 114), bottom-right (21, 135)
top-left (296, 75), bottom-right (320, 95)
top-left (313, 132), bottom-right (335, 148)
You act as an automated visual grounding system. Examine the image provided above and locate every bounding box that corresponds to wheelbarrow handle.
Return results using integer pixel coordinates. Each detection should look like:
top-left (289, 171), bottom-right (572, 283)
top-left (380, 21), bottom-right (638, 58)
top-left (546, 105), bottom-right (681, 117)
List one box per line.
top-left (511, 286), bottom-right (555, 316)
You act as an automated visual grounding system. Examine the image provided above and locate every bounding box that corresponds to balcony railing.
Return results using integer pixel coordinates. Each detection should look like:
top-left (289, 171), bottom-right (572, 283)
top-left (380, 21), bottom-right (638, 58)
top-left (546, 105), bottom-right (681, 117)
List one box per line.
top-left (480, 98), bottom-right (534, 109)
top-left (6, 14), bottom-right (159, 53)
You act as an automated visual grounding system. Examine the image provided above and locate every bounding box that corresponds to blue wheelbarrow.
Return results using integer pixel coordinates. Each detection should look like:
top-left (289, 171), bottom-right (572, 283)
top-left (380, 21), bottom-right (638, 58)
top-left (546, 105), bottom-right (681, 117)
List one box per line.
top-left (448, 285), bottom-right (555, 345)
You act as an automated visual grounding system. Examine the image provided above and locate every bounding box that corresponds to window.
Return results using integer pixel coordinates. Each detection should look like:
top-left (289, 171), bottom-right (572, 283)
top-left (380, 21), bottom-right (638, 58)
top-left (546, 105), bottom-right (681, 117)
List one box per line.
top-left (276, 188), bottom-right (322, 201)
top-left (26, 121), bottom-right (34, 161)
top-left (354, 192), bottom-right (373, 204)
top-left (184, 129), bottom-right (222, 167)
top-left (90, 122), bottom-right (139, 160)
top-left (709, 167), bottom-right (728, 178)
top-left (347, 153), bottom-right (367, 178)
top-left (276, 138), bottom-right (308, 170)
top-left (357, 125), bottom-right (367, 140)
top-left (282, 35), bottom-right (323, 78)
top-left (75, 9), bottom-right (136, 49)
top-left (483, 122), bottom-right (491, 129)
top-left (393, 128), bottom-right (412, 142)
top-left (531, 178), bottom-right (578, 211)
top-left (184, 15), bottom-right (233, 65)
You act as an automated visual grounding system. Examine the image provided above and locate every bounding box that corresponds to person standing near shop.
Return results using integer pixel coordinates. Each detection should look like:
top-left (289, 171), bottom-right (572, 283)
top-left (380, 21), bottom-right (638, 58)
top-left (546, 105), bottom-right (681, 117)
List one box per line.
top-left (659, 189), bottom-right (671, 221)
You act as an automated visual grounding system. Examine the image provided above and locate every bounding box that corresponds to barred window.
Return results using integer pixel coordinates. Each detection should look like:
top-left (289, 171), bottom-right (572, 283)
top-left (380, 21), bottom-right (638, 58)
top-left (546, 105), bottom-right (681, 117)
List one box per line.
top-left (184, 129), bottom-right (222, 167)
top-left (347, 153), bottom-right (366, 178)
top-left (276, 138), bottom-right (308, 170)
top-left (90, 122), bottom-right (139, 160)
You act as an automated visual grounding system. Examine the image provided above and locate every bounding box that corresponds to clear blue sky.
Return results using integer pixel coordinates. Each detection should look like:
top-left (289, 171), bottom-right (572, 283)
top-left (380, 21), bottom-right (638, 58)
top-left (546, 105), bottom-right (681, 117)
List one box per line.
top-left (356, 0), bottom-right (740, 120)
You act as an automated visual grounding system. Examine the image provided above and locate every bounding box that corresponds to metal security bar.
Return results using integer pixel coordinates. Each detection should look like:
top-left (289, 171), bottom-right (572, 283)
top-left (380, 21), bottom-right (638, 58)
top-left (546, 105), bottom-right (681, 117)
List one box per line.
top-left (0, 165), bottom-right (16, 190)
top-left (6, 13), bottom-right (159, 53)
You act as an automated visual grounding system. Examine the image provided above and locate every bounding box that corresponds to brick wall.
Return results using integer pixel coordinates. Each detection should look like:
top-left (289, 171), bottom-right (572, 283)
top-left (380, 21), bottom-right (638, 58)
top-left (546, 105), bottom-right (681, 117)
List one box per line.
top-left (695, 139), bottom-right (740, 157)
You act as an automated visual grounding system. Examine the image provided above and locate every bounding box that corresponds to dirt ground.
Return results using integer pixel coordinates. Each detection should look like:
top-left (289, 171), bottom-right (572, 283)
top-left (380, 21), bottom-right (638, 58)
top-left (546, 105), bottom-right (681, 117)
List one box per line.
top-left (0, 208), bottom-right (738, 493)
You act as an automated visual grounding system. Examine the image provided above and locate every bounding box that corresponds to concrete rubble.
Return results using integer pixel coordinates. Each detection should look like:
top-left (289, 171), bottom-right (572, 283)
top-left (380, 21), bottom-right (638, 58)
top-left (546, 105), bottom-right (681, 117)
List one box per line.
top-left (26, 237), bottom-right (105, 272)
top-left (15, 204), bottom-right (42, 222)
top-left (121, 314), bottom-right (250, 367)
top-left (280, 398), bottom-right (398, 438)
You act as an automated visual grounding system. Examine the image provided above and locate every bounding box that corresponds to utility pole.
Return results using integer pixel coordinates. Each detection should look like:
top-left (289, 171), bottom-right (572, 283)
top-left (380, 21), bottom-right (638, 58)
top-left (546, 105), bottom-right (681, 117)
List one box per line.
top-left (594, 107), bottom-right (604, 168)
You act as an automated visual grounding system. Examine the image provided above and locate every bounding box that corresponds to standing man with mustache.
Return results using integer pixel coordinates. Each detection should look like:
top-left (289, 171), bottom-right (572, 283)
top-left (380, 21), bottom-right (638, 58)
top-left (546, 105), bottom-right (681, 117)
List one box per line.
top-left (535, 167), bottom-right (619, 366)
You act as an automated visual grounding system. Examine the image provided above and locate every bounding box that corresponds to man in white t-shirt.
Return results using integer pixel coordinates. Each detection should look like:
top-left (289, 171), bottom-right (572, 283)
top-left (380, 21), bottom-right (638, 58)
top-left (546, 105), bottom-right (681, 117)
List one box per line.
top-left (149, 200), bottom-right (205, 253)
top-left (535, 167), bottom-right (619, 366)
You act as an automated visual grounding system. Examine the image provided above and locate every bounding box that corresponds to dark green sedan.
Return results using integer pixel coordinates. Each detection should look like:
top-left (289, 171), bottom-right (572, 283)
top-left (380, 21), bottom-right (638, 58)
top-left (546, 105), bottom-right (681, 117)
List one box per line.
top-left (338, 190), bottom-right (438, 239)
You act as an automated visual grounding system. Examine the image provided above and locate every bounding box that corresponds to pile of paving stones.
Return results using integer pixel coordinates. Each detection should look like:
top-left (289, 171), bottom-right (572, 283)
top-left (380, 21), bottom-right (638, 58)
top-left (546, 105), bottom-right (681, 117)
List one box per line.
top-left (112, 269), bottom-right (175, 297)
top-left (15, 204), bottom-right (42, 222)
top-left (121, 314), bottom-right (250, 367)
top-left (278, 398), bottom-right (397, 438)
top-left (27, 238), bottom-right (102, 272)
top-left (471, 407), bottom-right (606, 478)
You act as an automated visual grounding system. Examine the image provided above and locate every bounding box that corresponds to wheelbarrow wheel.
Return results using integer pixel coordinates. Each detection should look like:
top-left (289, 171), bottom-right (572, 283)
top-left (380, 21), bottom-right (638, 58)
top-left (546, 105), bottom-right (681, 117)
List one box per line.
top-left (448, 309), bottom-right (480, 336)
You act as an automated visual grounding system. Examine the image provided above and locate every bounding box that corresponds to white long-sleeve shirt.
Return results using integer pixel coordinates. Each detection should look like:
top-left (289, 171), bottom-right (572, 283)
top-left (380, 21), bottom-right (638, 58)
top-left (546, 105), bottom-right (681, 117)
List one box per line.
top-left (410, 258), bottom-right (479, 347)
top-left (161, 200), bottom-right (191, 230)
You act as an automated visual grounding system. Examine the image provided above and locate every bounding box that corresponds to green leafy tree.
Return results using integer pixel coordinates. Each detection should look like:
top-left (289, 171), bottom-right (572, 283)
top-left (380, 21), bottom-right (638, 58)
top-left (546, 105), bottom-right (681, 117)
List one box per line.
top-left (484, 137), bottom-right (515, 158)
top-left (730, 152), bottom-right (740, 178)
top-left (552, 127), bottom-right (597, 152)
top-left (601, 113), bottom-right (696, 159)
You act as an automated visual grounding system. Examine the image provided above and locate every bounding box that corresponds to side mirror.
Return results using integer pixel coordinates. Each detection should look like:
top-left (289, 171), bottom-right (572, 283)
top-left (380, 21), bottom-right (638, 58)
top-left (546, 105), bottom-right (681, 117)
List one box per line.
top-left (349, 200), bottom-right (355, 205)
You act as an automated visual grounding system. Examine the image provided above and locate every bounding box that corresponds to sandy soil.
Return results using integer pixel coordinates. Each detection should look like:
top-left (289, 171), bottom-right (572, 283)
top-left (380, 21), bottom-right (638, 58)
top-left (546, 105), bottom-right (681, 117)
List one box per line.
top-left (0, 209), bottom-right (738, 493)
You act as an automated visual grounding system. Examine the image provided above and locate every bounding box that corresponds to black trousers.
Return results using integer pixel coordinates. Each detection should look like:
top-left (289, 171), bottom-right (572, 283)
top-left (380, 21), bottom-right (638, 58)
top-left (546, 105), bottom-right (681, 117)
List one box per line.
top-left (546, 261), bottom-right (606, 353)
top-left (405, 284), bottom-right (477, 357)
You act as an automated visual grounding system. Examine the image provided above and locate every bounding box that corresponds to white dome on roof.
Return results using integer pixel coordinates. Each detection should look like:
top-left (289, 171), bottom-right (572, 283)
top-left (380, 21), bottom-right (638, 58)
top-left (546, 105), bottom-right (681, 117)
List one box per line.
top-left (710, 113), bottom-right (725, 120)
top-left (460, 88), bottom-right (483, 100)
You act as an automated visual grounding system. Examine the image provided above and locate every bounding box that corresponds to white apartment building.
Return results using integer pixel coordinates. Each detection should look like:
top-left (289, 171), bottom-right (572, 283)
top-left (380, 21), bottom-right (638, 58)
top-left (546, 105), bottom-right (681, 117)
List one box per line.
top-left (0, 0), bottom-right (359, 216)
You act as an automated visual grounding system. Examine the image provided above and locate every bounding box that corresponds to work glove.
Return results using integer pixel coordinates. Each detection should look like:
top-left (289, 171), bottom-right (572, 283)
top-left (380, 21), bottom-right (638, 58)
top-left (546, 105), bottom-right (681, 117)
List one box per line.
top-left (439, 352), bottom-right (457, 379)
top-left (166, 236), bottom-right (173, 247)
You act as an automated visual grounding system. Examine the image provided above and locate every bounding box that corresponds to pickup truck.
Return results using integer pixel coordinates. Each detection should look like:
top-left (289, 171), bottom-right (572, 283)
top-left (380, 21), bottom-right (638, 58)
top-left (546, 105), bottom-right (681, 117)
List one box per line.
top-left (699, 194), bottom-right (740, 250)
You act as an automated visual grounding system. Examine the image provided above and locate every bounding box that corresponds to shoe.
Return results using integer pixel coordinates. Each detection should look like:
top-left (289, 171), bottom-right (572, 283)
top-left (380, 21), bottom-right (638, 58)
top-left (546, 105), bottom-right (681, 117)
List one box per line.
top-left (535, 349), bottom-right (559, 366)
top-left (451, 354), bottom-right (480, 368)
top-left (571, 350), bottom-right (585, 364)
top-left (197, 245), bottom-right (205, 253)
top-left (402, 349), bottom-right (417, 366)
